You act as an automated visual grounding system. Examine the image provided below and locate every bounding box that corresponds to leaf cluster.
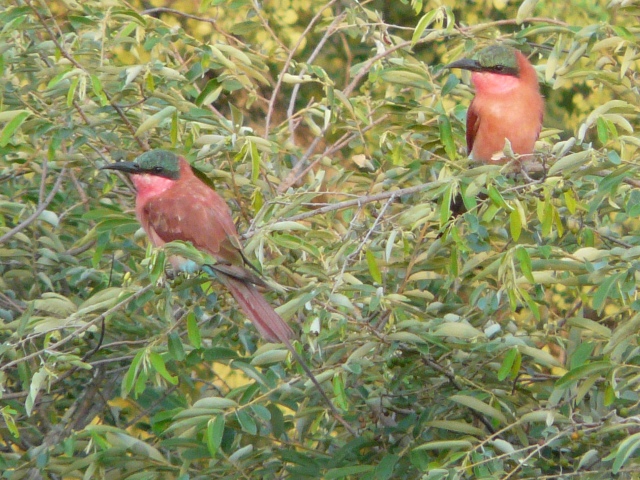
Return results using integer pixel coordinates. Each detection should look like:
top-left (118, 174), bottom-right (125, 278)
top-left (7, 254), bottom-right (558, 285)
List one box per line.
top-left (1, 0), bottom-right (640, 478)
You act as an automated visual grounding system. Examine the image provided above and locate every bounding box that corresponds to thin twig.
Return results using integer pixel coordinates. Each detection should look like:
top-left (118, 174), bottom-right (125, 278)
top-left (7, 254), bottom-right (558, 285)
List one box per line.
top-left (343, 17), bottom-right (570, 98)
top-left (38, 155), bottom-right (48, 204)
top-left (287, 11), bottom-right (346, 140)
top-left (26, 0), bottom-right (147, 150)
top-left (0, 284), bottom-right (154, 372)
top-left (276, 130), bottom-right (327, 195)
top-left (0, 167), bottom-right (67, 245)
top-left (329, 193), bottom-right (395, 299)
top-left (277, 114), bottom-right (389, 194)
top-left (264, 0), bottom-right (338, 137)
top-left (421, 357), bottom-right (496, 435)
top-left (278, 179), bottom-right (443, 224)
top-left (141, 7), bottom-right (217, 25)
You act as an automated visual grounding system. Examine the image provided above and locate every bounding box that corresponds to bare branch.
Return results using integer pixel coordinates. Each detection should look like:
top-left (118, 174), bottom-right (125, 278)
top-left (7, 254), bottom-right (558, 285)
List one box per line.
top-left (0, 284), bottom-right (154, 372)
top-left (0, 167), bottom-right (67, 245)
top-left (264, 0), bottom-right (339, 137)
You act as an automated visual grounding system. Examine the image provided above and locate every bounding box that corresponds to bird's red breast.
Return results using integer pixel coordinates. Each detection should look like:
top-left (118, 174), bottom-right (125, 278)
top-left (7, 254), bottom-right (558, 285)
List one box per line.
top-left (130, 157), bottom-right (245, 267)
top-left (467, 51), bottom-right (544, 163)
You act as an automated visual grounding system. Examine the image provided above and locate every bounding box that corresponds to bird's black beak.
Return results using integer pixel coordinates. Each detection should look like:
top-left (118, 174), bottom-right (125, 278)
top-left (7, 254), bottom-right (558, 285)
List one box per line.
top-left (445, 58), bottom-right (482, 72)
top-left (100, 161), bottom-right (141, 174)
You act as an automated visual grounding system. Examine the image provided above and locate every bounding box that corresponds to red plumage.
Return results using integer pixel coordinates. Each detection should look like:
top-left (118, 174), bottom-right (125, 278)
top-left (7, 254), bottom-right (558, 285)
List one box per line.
top-left (130, 156), bottom-right (294, 343)
top-left (447, 46), bottom-right (544, 164)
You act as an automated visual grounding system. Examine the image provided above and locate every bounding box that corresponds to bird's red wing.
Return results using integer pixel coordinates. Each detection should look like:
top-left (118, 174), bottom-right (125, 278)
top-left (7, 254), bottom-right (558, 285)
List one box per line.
top-left (466, 100), bottom-right (480, 155)
top-left (142, 179), bottom-right (244, 266)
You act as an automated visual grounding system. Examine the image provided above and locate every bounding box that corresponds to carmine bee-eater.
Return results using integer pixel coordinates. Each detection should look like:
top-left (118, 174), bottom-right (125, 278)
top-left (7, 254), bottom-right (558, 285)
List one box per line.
top-left (102, 150), bottom-right (356, 434)
top-left (101, 150), bottom-right (294, 343)
top-left (446, 44), bottom-right (544, 163)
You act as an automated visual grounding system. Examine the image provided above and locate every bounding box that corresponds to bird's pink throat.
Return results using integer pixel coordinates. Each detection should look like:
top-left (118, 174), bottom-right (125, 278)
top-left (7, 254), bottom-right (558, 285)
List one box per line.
top-left (471, 71), bottom-right (520, 95)
top-left (131, 174), bottom-right (176, 203)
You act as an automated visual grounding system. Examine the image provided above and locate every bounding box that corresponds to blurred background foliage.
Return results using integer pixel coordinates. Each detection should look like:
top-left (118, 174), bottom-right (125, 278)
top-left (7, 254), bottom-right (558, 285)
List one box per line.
top-left (1, 0), bottom-right (640, 478)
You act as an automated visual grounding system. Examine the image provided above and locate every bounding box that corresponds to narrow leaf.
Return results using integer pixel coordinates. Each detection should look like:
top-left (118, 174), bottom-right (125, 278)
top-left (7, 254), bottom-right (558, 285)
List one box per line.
top-left (412, 10), bottom-right (437, 46)
top-left (206, 415), bottom-right (225, 457)
top-left (149, 351), bottom-right (178, 385)
top-left (187, 312), bottom-right (201, 349)
top-left (449, 394), bottom-right (507, 424)
top-left (366, 249), bottom-right (382, 284)
top-left (135, 106), bottom-right (177, 136)
top-left (498, 348), bottom-right (518, 381)
top-left (556, 361), bottom-right (611, 388)
top-left (0, 111), bottom-right (30, 146)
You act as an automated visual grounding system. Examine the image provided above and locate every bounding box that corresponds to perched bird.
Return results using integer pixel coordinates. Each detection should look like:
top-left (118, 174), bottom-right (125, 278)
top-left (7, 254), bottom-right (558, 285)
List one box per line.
top-left (101, 150), bottom-right (294, 342)
top-left (446, 44), bottom-right (544, 163)
top-left (102, 149), bottom-right (356, 434)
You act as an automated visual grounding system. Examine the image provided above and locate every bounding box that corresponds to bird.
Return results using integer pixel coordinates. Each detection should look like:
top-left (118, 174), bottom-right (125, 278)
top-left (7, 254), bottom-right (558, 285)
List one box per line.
top-left (445, 44), bottom-right (544, 164)
top-left (101, 149), bottom-right (294, 343)
top-left (101, 150), bottom-right (357, 435)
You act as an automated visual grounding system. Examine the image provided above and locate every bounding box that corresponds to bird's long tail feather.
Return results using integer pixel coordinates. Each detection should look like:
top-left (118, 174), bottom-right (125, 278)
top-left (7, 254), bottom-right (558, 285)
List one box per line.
top-left (218, 274), bottom-right (294, 343)
top-left (217, 272), bottom-right (357, 435)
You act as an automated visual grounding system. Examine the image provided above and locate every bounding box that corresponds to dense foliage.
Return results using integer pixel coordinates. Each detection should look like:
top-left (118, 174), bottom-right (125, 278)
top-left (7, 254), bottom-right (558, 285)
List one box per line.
top-left (1, 0), bottom-right (640, 478)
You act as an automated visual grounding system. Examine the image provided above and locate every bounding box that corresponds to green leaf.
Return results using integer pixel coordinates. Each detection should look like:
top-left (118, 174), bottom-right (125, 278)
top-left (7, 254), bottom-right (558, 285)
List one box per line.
top-left (206, 415), bottom-right (225, 457)
top-left (449, 394), bottom-right (507, 424)
top-left (90, 74), bottom-right (108, 106)
top-left (232, 361), bottom-right (272, 388)
top-left (149, 351), bottom-right (178, 385)
top-left (433, 322), bottom-right (483, 339)
top-left (556, 361), bottom-right (611, 388)
top-left (122, 350), bottom-right (145, 398)
top-left (596, 117), bottom-right (609, 144)
top-left (439, 115), bottom-right (456, 160)
top-left (235, 409), bottom-right (257, 435)
top-left (366, 249), bottom-right (382, 284)
top-left (509, 208), bottom-right (522, 241)
top-left (498, 348), bottom-right (518, 381)
top-left (251, 349), bottom-right (288, 366)
top-left (413, 440), bottom-right (473, 451)
top-left (426, 420), bottom-right (484, 436)
top-left (604, 313), bottom-right (640, 355)
top-left (412, 10), bottom-right (437, 46)
top-left (374, 454), bottom-right (399, 480)
top-left (25, 368), bottom-right (48, 417)
top-left (67, 76), bottom-right (79, 106)
top-left (192, 397), bottom-right (238, 409)
top-left (487, 186), bottom-right (511, 211)
top-left (250, 140), bottom-right (260, 183)
top-left (0, 111), bottom-right (30, 146)
top-left (569, 341), bottom-right (594, 370)
top-left (325, 466), bottom-right (375, 479)
top-left (613, 432), bottom-right (640, 474)
top-left (167, 332), bottom-right (185, 361)
top-left (268, 404), bottom-right (285, 439)
top-left (135, 106), bottom-right (177, 136)
top-left (0, 406), bottom-right (19, 438)
top-left (332, 373), bottom-right (348, 410)
top-left (516, 247), bottom-right (534, 283)
top-left (195, 78), bottom-right (222, 107)
top-left (439, 184), bottom-right (452, 226)
top-left (593, 272), bottom-right (625, 313)
top-left (187, 312), bottom-right (201, 349)
top-left (519, 345), bottom-right (562, 368)
top-left (516, 0), bottom-right (539, 23)
top-left (548, 150), bottom-right (592, 176)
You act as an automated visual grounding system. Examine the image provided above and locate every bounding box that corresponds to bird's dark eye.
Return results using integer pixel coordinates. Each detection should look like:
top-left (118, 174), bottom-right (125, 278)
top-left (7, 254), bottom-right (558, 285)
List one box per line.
top-left (153, 166), bottom-right (163, 174)
top-left (494, 65), bottom-right (504, 71)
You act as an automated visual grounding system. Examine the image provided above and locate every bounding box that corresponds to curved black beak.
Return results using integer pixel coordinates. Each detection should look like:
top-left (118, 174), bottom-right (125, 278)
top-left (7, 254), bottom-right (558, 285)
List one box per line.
top-left (444, 58), bottom-right (482, 72)
top-left (100, 161), bottom-right (141, 174)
